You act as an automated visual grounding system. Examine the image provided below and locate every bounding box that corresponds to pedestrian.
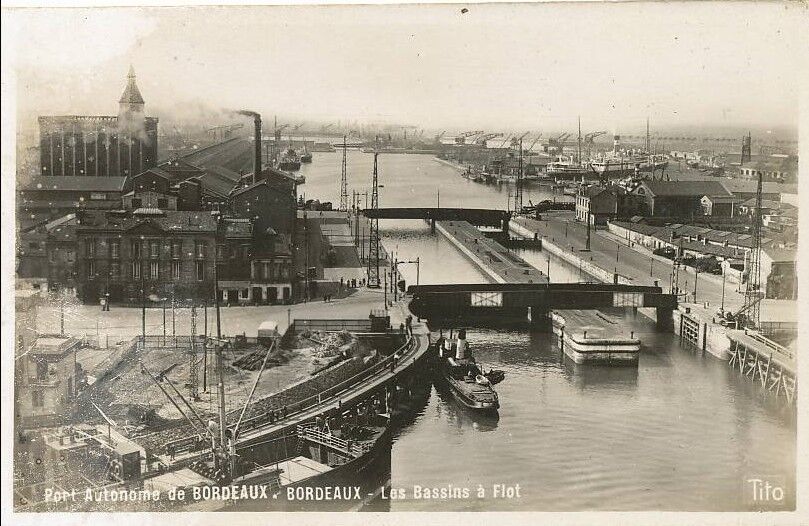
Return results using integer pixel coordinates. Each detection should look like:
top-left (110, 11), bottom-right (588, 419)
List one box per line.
top-left (399, 322), bottom-right (405, 334)
top-left (104, 293), bottom-right (110, 311)
top-left (324, 295), bottom-right (327, 303)
top-left (100, 296), bottom-right (106, 311)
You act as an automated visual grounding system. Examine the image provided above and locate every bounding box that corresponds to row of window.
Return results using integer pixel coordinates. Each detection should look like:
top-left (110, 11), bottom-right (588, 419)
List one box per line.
top-left (86, 260), bottom-right (206, 281)
top-left (252, 261), bottom-right (290, 281)
top-left (85, 238), bottom-right (209, 260)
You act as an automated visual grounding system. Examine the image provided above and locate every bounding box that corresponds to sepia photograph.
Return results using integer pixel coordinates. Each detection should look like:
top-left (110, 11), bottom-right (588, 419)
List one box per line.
top-left (2, 1), bottom-right (807, 523)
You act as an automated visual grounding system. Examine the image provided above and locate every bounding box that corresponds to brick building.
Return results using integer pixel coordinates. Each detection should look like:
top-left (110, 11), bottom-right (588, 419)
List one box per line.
top-left (38, 67), bottom-right (158, 179)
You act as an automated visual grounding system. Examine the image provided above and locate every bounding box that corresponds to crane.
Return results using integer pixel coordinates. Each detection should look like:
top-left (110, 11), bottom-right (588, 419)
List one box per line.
top-left (510, 132), bottom-right (529, 147)
top-left (583, 131), bottom-right (606, 158)
top-left (454, 130), bottom-right (484, 144)
top-left (548, 132), bottom-right (571, 156)
top-left (434, 130), bottom-right (446, 143)
top-left (320, 123), bottom-right (334, 133)
top-left (475, 132), bottom-right (503, 146)
top-left (497, 134), bottom-right (512, 148)
top-left (525, 133), bottom-right (543, 155)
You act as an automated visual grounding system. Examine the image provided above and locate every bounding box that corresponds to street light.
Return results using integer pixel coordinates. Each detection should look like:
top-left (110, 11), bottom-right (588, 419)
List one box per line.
top-left (650, 256), bottom-right (654, 277)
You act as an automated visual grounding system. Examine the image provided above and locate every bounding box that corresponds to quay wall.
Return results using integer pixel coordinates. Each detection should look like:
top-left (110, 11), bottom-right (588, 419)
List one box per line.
top-left (509, 218), bottom-right (739, 362)
top-left (510, 219), bottom-right (632, 285)
top-left (435, 221), bottom-right (505, 284)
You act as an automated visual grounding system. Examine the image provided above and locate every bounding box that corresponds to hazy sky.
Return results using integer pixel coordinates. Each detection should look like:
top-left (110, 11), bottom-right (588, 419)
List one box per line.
top-left (4, 2), bottom-right (808, 134)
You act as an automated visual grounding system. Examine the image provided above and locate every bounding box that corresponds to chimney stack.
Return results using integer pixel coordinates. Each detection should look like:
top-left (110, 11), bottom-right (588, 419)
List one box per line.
top-left (254, 114), bottom-right (262, 183)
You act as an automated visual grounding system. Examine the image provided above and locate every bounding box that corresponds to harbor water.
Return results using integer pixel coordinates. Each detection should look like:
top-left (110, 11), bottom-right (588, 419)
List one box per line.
top-left (297, 151), bottom-right (796, 511)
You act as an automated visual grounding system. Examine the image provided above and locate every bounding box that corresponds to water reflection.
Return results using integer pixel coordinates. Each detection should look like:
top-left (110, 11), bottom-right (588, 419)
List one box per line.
top-left (432, 382), bottom-right (500, 432)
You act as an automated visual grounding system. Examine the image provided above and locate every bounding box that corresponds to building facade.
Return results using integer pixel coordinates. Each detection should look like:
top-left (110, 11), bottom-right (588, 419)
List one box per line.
top-left (17, 335), bottom-right (81, 428)
top-left (38, 67), bottom-right (158, 179)
top-left (74, 210), bottom-right (217, 304)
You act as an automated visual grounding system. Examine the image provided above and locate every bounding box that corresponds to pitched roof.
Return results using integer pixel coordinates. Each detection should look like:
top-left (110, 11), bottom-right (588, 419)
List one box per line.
top-left (77, 210), bottom-right (217, 233)
top-left (20, 176), bottom-right (127, 193)
top-left (119, 66), bottom-right (145, 105)
top-left (720, 179), bottom-right (795, 195)
top-left (640, 180), bottom-right (731, 198)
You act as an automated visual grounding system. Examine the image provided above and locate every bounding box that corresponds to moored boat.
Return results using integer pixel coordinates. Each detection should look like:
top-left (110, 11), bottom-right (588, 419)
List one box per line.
top-left (432, 329), bottom-right (500, 413)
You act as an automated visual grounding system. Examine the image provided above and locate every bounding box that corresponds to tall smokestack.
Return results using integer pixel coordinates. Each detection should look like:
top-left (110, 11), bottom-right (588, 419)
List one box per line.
top-left (254, 114), bottom-right (262, 183)
top-left (237, 110), bottom-right (262, 183)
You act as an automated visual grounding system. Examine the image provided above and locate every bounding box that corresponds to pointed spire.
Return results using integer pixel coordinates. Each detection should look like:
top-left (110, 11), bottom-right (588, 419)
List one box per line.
top-left (119, 66), bottom-right (145, 105)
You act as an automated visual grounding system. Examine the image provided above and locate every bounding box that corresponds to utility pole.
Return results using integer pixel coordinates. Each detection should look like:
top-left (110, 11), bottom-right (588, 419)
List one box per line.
top-left (203, 300), bottom-right (208, 392)
top-left (742, 166), bottom-right (763, 328)
top-left (189, 305), bottom-right (198, 399)
top-left (140, 264), bottom-right (146, 349)
top-left (367, 138), bottom-right (381, 288)
top-left (585, 211), bottom-right (591, 251)
top-left (339, 135), bottom-right (348, 211)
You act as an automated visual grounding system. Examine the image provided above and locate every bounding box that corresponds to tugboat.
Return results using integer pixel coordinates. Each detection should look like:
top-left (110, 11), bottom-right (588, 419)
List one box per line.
top-left (278, 148), bottom-right (301, 171)
top-left (433, 329), bottom-right (501, 413)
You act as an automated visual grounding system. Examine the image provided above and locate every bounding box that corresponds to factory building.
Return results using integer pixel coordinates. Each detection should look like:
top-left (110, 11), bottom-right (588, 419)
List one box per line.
top-left (38, 67), bottom-right (158, 179)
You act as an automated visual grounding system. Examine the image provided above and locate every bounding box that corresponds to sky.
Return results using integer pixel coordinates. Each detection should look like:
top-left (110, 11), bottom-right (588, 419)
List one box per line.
top-left (3, 2), bottom-right (808, 135)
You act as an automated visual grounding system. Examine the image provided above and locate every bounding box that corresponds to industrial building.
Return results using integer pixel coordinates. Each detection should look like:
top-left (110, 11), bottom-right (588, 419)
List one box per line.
top-left (38, 67), bottom-right (158, 179)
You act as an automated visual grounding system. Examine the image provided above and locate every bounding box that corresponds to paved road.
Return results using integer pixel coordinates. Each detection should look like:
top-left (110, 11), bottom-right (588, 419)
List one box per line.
top-left (512, 212), bottom-right (745, 313)
top-left (38, 288), bottom-right (388, 344)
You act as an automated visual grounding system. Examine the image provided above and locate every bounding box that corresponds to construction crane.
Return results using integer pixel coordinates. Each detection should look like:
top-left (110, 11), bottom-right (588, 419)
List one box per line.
top-left (454, 130), bottom-right (483, 144)
top-left (206, 123), bottom-right (244, 141)
top-left (475, 132), bottom-right (503, 146)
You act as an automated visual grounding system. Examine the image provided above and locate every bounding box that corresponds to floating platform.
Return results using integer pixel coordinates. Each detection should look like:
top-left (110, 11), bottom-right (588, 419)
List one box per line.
top-left (551, 310), bottom-right (641, 365)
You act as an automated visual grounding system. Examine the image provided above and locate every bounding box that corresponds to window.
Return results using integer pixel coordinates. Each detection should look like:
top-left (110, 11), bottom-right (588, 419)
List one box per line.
top-left (171, 260), bottom-right (181, 280)
top-left (90, 192), bottom-right (106, 200)
top-left (86, 238), bottom-right (95, 258)
top-left (87, 260), bottom-right (96, 279)
top-left (150, 241), bottom-right (160, 259)
top-left (263, 262), bottom-right (271, 281)
top-left (110, 241), bottom-right (120, 259)
top-left (150, 261), bottom-right (159, 280)
top-left (241, 288), bottom-right (249, 299)
top-left (36, 360), bottom-right (48, 380)
top-left (171, 240), bottom-right (181, 259)
top-left (216, 244), bottom-right (225, 260)
top-left (195, 241), bottom-right (206, 259)
top-left (195, 261), bottom-right (205, 281)
top-left (111, 262), bottom-right (120, 280)
top-left (132, 261), bottom-right (141, 280)
top-left (131, 240), bottom-right (141, 259)
top-left (32, 390), bottom-right (44, 408)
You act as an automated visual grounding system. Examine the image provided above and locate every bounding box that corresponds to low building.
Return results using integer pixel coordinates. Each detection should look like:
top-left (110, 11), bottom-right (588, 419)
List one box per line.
top-left (17, 175), bottom-right (127, 225)
top-left (699, 194), bottom-right (739, 217)
top-left (17, 335), bottom-right (81, 428)
top-left (632, 180), bottom-right (732, 217)
top-left (760, 247), bottom-right (797, 300)
top-left (737, 156), bottom-right (798, 184)
top-left (575, 186), bottom-right (627, 224)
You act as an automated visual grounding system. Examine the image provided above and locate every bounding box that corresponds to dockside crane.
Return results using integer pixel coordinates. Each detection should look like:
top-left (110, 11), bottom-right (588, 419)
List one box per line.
top-left (475, 132), bottom-right (503, 146)
top-left (434, 130), bottom-right (446, 143)
top-left (454, 130), bottom-right (484, 144)
top-left (510, 132), bottom-right (529, 148)
top-left (584, 131), bottom-right (606, 158)
top-left (525, 133), bottom-right (543, 155)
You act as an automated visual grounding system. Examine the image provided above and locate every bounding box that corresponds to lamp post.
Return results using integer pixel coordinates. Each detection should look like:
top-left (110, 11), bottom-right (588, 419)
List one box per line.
top-left (721, 269), bottom-right (727, 312)
top-left (650, 256), bottom-right (654, 277)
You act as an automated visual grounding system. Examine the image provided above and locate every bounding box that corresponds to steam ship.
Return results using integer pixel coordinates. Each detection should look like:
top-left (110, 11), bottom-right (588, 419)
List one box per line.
top-left (278, 149), bottom-right (301, 171)
top-left (590, 135), bottom-right (667, 178)
top-left (433, 329), bottom-right (502, 413)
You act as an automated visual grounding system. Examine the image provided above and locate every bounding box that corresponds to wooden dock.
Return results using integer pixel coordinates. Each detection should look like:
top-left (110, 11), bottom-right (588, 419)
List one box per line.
top-left (551, 310), bottom-right (641, 365)
top-left (727, 329), bottom-right (797, 405)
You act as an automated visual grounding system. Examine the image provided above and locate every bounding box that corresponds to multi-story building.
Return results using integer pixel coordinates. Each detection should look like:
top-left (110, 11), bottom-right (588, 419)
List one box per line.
top-left (17, 335), bottom-right (81, 428)
top-left (38, 67), bottom-right (158, 179)
top-left (74, 209), bottom-right (217, 304)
